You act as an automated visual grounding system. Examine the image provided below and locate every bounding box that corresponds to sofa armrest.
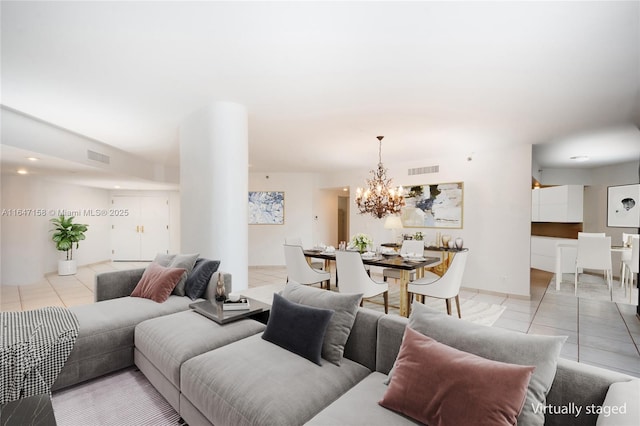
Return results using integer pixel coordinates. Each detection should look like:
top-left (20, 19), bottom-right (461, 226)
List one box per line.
top-left (95, 268), bottom-right (145, 302)
top-left (545, 358), bottom-right (636, 426)
top-left (203, 271), bottom-right (232, 301)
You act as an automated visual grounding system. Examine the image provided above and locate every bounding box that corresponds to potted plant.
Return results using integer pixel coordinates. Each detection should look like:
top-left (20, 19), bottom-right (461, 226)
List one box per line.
top-left (50, 215), bottom-right (89, 276)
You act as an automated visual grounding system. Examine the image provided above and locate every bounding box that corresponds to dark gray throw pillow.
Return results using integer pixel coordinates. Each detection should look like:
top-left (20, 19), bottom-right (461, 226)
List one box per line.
top-left (262, 293), bottom-right (334, 365)
top-left (185, 258), bottom-right (220, 300)
top-left (281, 281), bottom-right (362, 365)
top-left (404, 302), bottom-right (567, 426)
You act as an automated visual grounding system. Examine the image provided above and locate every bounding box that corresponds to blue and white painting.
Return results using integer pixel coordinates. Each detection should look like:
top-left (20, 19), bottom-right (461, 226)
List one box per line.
top-left (248, 191), bottom-right (285, 225)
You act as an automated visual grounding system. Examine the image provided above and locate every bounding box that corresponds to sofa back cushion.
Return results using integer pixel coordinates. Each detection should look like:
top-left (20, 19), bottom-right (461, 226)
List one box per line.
top-left (405, 302), bottom-right (566, 426)
top-left (380, 327), bottom-right (534, 426)
top-left (262, 293), bottom-right (334, 365)
top-left (281, 282), bottom-right (362, 365)
top-left (153, 253), bottom-right (199, 296)
top-left (131, 262), bottom-right (186, 303)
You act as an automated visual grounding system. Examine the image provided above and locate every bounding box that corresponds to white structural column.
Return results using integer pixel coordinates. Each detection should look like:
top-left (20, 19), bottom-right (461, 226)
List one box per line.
top-left (179, 102), bottom-right (248, 291)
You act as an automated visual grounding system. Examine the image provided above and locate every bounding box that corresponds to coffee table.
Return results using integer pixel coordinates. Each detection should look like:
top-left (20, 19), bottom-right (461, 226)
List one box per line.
top-left (189, 298), bottom-right (270, 325)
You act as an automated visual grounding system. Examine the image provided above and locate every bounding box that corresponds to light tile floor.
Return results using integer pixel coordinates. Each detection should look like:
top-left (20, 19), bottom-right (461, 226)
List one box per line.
top-left (2, 263), bottom-right (639, 377)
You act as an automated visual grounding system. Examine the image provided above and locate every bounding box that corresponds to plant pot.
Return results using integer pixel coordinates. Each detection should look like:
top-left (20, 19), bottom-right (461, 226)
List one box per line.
top-left (58, 260), bottom-right (77, 276)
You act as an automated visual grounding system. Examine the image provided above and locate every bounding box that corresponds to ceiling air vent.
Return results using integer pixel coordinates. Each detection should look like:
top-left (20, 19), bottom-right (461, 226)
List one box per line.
top-left (87, 149), bottom-right (110, 164)
top-left (408, 165), bottom-right (439, 176)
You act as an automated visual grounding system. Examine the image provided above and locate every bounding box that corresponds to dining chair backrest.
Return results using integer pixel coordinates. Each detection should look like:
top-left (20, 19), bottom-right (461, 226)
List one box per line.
top-left (629, 236), bottom-right (640, 274)
top-left (622, 233), bottom-right (640, 247)
top-left (437, 250), bottom-right (468, 297)
top-left (576, 235), bottom-right (611, 270)
top-left (400, 240), bottom-right (425, 256)
top-left (335, 250), bottom-right (379, 295)
top-left (410, 250), bottom-right (468, 299)
top-left (283, 244), bottom-right (327, 284)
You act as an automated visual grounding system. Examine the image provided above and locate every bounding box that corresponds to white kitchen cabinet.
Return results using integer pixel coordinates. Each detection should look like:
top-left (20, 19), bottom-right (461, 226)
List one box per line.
top-left (531, 236), bottom-right (576, 273)
top-left (531, 188), bottom-right (540, 221)
top-left (532, 185), bottom-right (583, 223)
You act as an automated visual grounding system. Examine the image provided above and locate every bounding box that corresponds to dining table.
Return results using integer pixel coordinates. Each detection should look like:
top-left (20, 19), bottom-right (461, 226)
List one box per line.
top-left (303, 249), bottom-right (440, 317)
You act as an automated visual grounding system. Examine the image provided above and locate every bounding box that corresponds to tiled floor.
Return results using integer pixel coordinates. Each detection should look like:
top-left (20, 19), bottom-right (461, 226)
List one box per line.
top-left (2, 263), bottom-right (639, 377)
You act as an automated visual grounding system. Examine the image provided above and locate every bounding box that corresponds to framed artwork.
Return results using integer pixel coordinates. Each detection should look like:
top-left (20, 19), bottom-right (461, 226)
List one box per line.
top-left (607, 184), bottom-right (640, 228)
top-left (248, 191), bottom-right (285, 225)
top-left (401, 182), bottom-right (464, 229)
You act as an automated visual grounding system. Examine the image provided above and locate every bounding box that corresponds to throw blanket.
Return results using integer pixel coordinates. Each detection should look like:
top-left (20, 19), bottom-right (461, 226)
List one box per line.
top-left (1, 306), bottom-right (79, 404)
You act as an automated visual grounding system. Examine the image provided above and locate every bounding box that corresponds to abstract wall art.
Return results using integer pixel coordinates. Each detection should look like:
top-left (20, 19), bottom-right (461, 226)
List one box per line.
top-left (248, 191), bottom-right (285, 225)
top-left (401, 182), bottom-right (464, 229)
top-left (607, 184), bottom-right (640, 228)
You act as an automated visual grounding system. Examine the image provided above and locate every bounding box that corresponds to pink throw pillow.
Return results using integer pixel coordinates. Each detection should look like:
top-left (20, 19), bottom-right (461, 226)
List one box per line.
top-left (379, 327), bottom-right (535, 426)
top-left (131, 262), bottom-right (186, 303)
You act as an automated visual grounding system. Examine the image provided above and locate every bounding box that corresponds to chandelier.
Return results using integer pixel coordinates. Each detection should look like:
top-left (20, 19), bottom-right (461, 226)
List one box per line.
top-left (355, 136), bottom-right (405, 219)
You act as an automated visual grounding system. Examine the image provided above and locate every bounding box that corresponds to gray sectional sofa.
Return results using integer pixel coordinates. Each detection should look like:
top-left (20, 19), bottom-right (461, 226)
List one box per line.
top-left (53, 266), bottom-right (639, 426)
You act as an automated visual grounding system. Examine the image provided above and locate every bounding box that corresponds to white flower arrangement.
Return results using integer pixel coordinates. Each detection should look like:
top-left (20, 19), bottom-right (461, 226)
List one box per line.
top-left (351, 233), bottom-right (373, 252)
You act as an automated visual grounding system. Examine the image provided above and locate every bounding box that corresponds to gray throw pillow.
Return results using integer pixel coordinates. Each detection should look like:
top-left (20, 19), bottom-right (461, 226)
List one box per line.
top-left (262, 293), bottom-right (334, 365)
top-left (281, 281), bottom-right (362, 365)
top-left (154, 253), bottom-right (199, 296)
top-left (185, 258), bottom-right (221, 300)
top-left (405, 302), bottom-right (566, 426)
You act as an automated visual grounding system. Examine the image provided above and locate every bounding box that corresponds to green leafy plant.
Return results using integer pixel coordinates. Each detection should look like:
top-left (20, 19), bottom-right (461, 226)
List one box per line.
top-left (50, 215), bottom-right (89, 261)
top-left (350, 233), bottom-right (373, 253)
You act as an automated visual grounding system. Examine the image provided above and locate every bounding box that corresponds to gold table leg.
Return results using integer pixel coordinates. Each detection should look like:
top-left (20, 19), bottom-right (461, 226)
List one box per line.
top-left (400, 270), bottom-right (411, 317)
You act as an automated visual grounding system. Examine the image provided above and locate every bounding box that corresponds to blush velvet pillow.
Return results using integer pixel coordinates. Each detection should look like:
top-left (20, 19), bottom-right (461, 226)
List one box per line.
top-left (131, 262), bottom-right (186, 303)
top-left (262, 293), bottom-right (334, 365)
top-left (405, 302), bottom-right (566, 426)
top-left (379, 327), bottom-right (535, 426)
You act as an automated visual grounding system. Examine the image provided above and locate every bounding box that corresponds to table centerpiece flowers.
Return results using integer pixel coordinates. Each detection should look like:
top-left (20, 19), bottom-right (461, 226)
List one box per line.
top-left (351, 233), bottom-right (373, 253)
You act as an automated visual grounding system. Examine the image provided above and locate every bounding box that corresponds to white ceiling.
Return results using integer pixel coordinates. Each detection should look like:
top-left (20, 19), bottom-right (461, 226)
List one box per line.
top-left (1, 1), bottom-right (639, 185)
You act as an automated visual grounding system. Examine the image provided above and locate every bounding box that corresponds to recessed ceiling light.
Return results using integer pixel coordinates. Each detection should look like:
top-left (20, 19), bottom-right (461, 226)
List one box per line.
top-left (27, 157), bottom-right (39, 161)
top-left (569, 155), bottom-right (589, 162)
top-left (343, 187), bottom-right (349, 192)
top-left (17, 169), bottom-right (28, 175)
top-left (114, 185), bottom-right (121, 189)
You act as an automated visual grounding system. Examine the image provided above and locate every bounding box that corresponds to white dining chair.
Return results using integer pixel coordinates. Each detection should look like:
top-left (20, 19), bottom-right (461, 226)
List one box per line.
top-left (622, 236), bottom-right (639, 299)
top-left (620, 233), bottom-right (639, 287)
top-left (574, 235), bottom-right (612, 300)
top-left (284, 237), bottom-right (324, 270)
top-left (407, 250), bottom-right (468, 318)
top-left (382, 239), bottom-right (426, 282)
top-left (283, 244), bottom-right (330, 290)
top-left (335, 250), bottom-right (389, 313)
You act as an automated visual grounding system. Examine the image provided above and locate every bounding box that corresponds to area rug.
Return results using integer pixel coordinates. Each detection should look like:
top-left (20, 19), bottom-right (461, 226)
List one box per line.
top-left (52, 368), bottom-right (182, 426)
top-left (242, 280), bottom-right (506, 326)
top-left (547, 273), bottom-right (638, 306)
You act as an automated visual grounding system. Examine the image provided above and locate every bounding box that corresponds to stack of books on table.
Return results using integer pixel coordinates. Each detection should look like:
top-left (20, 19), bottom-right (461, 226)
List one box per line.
top-left (222, 298), bottom-right (250, 311)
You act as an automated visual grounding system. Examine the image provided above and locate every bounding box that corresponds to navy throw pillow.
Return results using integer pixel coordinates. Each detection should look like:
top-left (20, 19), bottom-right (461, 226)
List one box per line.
top-left (262, 293), bottom-right (334, 365)
top-left (184, 258), bottom-right (221, 300)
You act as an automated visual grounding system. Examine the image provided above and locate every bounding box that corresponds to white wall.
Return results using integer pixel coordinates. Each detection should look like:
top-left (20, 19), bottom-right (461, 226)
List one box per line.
top-left (1, 175), bottom-right (111, 285)
top-left (247, 144), bottom-right (533, 297)
top-left (0, 178), bottom-right (181, 286)
top-left (249, 172), bottom-right (317, 265)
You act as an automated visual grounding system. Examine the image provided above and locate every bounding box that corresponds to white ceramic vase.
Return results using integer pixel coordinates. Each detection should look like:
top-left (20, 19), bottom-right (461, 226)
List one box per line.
top-left (58, 260), bottom-right (77, 276)
top-left (454, 237), bottom-right (464, 249)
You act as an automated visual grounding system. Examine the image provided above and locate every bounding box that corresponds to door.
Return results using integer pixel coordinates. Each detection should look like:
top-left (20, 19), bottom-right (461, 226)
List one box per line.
top-left (111, 196), bottom-right (170, 261)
